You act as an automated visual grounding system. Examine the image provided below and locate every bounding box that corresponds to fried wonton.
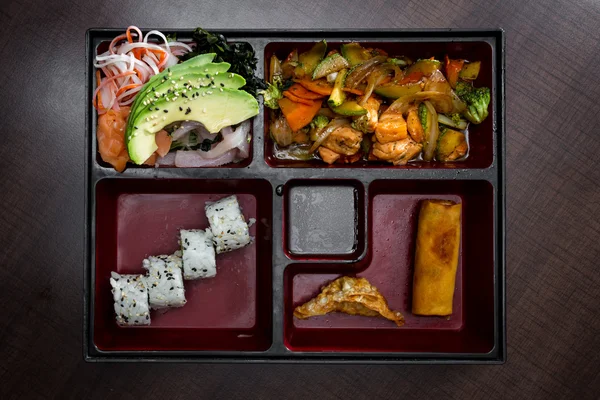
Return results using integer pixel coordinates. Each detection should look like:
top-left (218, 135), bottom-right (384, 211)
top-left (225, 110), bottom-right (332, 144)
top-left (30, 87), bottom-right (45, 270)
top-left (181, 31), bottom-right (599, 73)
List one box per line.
top-left (293, 276), bottom-right (404, 326)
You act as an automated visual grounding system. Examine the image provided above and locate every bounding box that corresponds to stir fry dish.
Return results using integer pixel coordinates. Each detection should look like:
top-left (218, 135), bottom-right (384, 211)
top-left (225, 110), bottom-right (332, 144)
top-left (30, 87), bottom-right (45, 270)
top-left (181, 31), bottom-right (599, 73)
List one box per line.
top-left (262, 41), bottom-right (491, 165)
top-left (93, 27), bottom-right (264, 171)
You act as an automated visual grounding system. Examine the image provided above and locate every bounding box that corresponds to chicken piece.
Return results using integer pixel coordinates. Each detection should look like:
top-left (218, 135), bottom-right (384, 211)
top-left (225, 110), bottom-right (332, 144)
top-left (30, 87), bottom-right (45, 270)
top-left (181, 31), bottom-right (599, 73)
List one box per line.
top-left (322, 125), bottom-right (363, 156)
top-left (406, 107), bottom-right (424, 143)
top-left (372, 137), bottom-right (423, 165)
top-left (353, 96), bottom-right (380, 133)
top-left (375, 109), bottom-right (408, 144)
top-left (318, 147), bottom-right (341, 164)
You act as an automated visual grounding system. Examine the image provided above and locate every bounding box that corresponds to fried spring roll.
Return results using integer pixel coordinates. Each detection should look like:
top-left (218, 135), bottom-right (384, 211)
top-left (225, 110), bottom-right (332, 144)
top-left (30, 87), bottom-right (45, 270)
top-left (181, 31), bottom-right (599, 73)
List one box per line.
top-left (412, 199), bottom-right (461, 316)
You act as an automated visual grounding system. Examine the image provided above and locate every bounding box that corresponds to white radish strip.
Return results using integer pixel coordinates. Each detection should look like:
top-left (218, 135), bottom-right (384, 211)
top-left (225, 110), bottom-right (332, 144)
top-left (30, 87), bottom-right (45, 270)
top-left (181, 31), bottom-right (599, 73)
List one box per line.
top-left (165, 41), bottom-right (193, 53)
top-left (143, 30), bottom-right (171, 52)
top-left (142, 55), bottom-right (160, 75)
top-left (127, 25), bottom-right (143, 43)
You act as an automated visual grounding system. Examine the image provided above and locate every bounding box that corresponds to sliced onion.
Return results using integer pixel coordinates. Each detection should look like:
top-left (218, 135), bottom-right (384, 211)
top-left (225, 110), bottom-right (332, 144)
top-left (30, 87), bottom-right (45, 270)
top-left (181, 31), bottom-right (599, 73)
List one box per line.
top-left (202, 121), bottom-right (249, 159)
top-left (360, 67), bottom-right (388, 106)
top-left (345, 55), bottom-right (387, 88)
top-left (234, 120), bottom-right (252, 159)
top-left (175, 148), bottom-right (238, 167)
top-left (308, 118), bottom-right (349, 154)
top-left (422, 101), bottom-right (439, 162)
top-left (326, 72), bottom-right (338, 83)
top-left (156, 152), bottom-right (176, 166)
top-left (437, 114), bottom-right (468, 130)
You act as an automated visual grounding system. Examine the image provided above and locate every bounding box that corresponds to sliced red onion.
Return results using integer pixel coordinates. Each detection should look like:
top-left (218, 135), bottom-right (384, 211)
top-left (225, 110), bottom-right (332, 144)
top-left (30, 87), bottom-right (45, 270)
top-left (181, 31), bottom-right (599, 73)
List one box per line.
top-left (201, 122), bottom-right (247, 159)
top-left (156, 152), bottom-right (176, 167)
top-left (234, 120), bottom-right (252, 159)
top-left (174, 148), bottom-right (238, 167)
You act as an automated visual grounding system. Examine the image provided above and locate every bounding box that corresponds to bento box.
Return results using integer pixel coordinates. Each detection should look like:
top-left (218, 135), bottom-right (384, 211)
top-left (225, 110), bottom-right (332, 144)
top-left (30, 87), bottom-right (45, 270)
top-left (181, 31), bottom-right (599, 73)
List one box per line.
top-left (84, 28), bottom-right (505, 363)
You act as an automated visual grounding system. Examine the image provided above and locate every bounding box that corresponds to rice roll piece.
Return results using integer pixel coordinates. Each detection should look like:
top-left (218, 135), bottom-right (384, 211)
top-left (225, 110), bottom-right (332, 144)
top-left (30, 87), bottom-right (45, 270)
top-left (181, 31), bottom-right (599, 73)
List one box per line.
top-left (412, 199), bottom-right (462, 316)
top-left (109, 272), bottom-right (151, 326)
top-left (180, 229), bottom-right (216, 279)
top-left (142, 253), bottom-right (186, 309)
top-left (205, 195), bottom-right (251, 253)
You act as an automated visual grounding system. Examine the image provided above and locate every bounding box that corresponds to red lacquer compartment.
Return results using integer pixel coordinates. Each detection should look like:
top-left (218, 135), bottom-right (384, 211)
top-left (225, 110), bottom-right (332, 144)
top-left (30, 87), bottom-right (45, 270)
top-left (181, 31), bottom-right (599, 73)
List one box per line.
top-left (264, 41), bottom-right (494, 169)
top-left (284, 180), bottom-right (495, 353)
top-left (94, 178), bottom-right (272, 351)
top-left (283, 179), bottom-right (365, 261)
top-left (93, 40), bottom-right (254, 170)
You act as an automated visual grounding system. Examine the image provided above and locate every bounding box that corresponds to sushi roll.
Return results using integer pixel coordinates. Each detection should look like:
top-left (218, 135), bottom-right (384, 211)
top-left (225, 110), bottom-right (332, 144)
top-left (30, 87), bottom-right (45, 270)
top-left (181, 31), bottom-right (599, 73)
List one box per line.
top-left (205, 195), bottom-right (251, 254)
top-left (180, 229), bottom-right (216, 279)
top-left (109, 272), bottom-right (151, 326)
top-left (142, 253), bottom-right (186, 309)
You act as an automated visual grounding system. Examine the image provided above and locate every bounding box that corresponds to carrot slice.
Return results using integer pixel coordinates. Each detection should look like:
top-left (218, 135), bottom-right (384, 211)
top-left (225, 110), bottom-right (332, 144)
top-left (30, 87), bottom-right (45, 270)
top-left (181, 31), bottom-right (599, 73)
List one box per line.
top-left (342, 87), bottom-right (364, 95)
top-left (444, 55), bottom-right (464, 89)
top-left (283, 90), bottom-right (318, 106)
top-left (155, 130), bottom-right (172, 157)
top-left (293, 78), bottom-right (333, 96)
top-left (399, 71), bottom-right (423, 85)
top-left (287, 83), bottom-right (326, 100)
top-left (278, 97), bottom-right (322, 132)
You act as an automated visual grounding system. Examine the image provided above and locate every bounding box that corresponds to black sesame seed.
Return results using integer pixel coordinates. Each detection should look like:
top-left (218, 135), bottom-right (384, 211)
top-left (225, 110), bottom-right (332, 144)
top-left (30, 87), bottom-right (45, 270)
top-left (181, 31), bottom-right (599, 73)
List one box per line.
top-left (179, 106), bottom-right (183, 111)
top-left (192, 268), bottom-right (197, 271)
top-left (182, 93), bottom-right (188, 98)
top-left (127, 279), bottom-right (130, 283)
top-left (152, 87), bottom-right (156, 91)
top-left (202, 269), bottom-right (207, 272)
top-left (205, 74), bottom-right (210, 78)
top-left (220, 83), bottom-right (224, 87)
top-left (185, 108), bottom-right (191, 115)
top-left (163, 109), bottom-right (168, 113)
top-left (170, 287), bottom-right (174, 290)
top-left (195, 92), bottom-right (199, 97)
top-left (146, 315), bottom-right (149, 320)
top-left (139, 289), bottom-right (143, 293)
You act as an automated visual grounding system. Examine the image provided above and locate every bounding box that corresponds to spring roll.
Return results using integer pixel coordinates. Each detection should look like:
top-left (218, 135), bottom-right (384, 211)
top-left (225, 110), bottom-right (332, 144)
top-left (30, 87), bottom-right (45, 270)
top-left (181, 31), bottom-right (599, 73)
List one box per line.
top-left (412, 199), bottom-right (461, 316)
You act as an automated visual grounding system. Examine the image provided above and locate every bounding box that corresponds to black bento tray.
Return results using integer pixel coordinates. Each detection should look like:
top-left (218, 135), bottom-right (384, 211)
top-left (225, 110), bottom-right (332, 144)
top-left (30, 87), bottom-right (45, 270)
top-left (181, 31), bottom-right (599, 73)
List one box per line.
top-left (84, 28), bottom-right (506, 363)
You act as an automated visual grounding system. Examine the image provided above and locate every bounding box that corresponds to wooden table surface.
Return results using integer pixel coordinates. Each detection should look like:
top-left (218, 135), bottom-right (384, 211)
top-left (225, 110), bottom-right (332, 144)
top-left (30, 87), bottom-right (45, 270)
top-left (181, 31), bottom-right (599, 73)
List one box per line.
top-left (1, 0), bottom-right (599, 398)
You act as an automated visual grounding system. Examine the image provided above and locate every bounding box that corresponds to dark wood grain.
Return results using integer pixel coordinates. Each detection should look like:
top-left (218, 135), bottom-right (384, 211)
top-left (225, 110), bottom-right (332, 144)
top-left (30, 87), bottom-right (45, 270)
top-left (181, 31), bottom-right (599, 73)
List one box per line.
top-left (1, 0), bottom-right (599, 398)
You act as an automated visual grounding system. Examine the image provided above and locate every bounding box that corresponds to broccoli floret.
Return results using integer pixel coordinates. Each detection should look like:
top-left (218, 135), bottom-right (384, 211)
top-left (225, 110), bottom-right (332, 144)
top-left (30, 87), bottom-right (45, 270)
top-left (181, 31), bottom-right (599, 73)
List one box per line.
top-left (258, 76), bottom-right (283, 109)
top-left (456, 81), bottom-right (491, 124)
top-left (451, 113), bottom-right (462, 126)
top-left (310, 115), bottom-right (330, 130)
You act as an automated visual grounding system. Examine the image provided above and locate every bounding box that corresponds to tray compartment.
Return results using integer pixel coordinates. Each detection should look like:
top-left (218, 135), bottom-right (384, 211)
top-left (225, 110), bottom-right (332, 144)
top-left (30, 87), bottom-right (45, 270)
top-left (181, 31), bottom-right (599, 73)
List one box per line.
top-left (264, 40), bottom-right (494, 169)
top-left (284, 179), bottom-right (495, 353)
top-left (92, 39), bottom-right (255, 170)
top-left (93, 178), bottom-right (272, 351)
top-left (283, 179), bottom-right (365, 260)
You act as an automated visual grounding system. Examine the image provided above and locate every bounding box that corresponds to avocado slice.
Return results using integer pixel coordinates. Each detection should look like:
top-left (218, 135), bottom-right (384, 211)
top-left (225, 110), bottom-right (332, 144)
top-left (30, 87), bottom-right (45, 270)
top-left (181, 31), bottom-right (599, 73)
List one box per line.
top-left (130, 53), bottom-right (216, 112)
top-left (294, 40), bottom-right (327, 78)
top-left (126, 87), bottom-right (258, 164)
top-left (312, 53), bottom-right (350, 80)
top-left (374, 82), bottom-right (422, 99)
top-left (340, 43), bottom-right (371, 66)
top-left (129, 67), bottom-right (246, 122)
top-left (331, 100), bottom-right (367, 116)
top-left (137, 62), bottom-right (231, 102)
top-left (327, 69), bottom-right (347, 107)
